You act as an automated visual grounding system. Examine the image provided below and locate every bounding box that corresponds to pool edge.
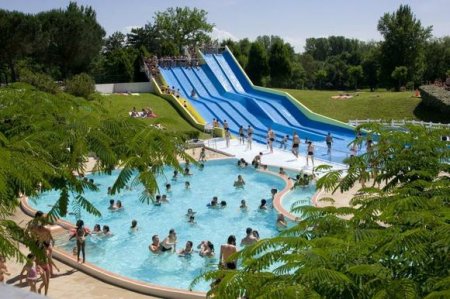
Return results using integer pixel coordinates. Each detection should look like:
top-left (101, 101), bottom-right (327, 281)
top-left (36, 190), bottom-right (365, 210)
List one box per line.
top-left (20, 196), bottom-right (207, 299)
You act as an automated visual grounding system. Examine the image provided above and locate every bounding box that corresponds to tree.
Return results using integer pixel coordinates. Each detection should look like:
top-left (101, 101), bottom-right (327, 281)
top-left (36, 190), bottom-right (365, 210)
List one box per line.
top-left (268, 40), bottom-right (293, 87)
top-left (347, 65), bottom-right (363, 89)
top-left (423, 37), bottom-right (450, 82)
top-left (36, 2), bottom-right (105, 78)
top-left (362, 44), bottom-right (381, 91)
top-left (104, 31), bottom-right (126, 53)
top-left (315, 69), bottom-right (327, 89)
top-left (0, 83), bottom-right (191, 260)
top-left (391, 66), bottom-right (408, 91)
top-left (153, 7), bottom-right (213, 54)
top-left (193, 124), bottom-right (450, 298)
top-left (245, 42), bottom-right (269, 86)
top-left (378, 5), bottom-right (432, 87)
top-left (0, 10), bottom-right (42, 82)
top-left (65, 73), bottom-right (95, 98)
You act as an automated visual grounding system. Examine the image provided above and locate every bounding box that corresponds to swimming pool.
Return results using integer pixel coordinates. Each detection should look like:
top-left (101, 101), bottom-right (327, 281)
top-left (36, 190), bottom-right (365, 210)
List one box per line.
top-left (29, 159), bottom-right (286, 291)
top-left (281, 184), bottom-right (316, 217)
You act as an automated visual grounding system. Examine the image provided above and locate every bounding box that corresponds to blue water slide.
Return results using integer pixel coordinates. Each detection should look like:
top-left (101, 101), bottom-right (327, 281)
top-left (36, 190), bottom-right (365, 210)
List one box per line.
top-left (221, 50), bottom-right (355, 138)
top-left (203, 54), bottom-right (332, 141)
top-left (161, 67), bottom-right (269, 143)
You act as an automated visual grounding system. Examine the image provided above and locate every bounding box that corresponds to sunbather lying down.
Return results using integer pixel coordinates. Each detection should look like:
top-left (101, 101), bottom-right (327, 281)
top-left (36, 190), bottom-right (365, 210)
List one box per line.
top-left (150, 123), bottom-right (165, 130)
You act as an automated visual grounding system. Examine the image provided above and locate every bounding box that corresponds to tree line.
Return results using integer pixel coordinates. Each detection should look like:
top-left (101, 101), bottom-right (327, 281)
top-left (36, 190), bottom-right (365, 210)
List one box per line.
top-left (0, 3), bottom-right (449, 90)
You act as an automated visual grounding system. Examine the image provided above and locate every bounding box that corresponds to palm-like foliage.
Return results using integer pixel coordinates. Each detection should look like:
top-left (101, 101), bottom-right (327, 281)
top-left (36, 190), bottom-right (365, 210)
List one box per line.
top-left (193, 124), bottom-right (450, 298)
top-left (0, 83), bottom-right (191, 260)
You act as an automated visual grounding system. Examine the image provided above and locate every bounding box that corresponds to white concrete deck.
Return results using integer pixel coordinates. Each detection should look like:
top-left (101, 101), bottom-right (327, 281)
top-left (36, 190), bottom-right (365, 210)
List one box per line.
top-left (204, 138), bottom-right (347, 173)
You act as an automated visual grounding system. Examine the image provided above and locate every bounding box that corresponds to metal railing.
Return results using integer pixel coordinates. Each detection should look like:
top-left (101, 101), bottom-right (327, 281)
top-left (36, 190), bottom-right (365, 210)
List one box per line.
top-left (349, 119), bottom-right (450, 129)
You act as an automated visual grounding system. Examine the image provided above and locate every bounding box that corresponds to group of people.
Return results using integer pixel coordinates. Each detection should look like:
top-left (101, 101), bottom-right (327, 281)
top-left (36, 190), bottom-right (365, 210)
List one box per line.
top-left (16, 211), bottom-right (58, 295)
top-left (147, 226), bottom-right (265, 270)
top-left (160, 85), bottom-right (181, 98)
top-left (130, 106), bottom-right (157, 118)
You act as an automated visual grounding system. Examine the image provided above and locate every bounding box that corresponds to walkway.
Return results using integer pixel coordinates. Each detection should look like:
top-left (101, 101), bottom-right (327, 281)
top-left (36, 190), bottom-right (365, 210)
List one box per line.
top-left (203, 138), bottom-right (346, 173)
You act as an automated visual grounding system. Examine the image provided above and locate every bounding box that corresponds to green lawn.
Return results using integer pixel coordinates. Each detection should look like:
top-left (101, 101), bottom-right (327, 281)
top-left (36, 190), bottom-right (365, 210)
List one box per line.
top-left (280, 89), bottom-right (450, 123)
top-left (100, 93), bottom-right (208, 138)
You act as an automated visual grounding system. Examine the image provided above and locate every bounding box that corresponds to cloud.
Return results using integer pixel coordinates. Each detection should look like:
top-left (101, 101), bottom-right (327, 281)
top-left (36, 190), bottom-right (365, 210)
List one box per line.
top-left (210, 27), bottom-right (238, 41)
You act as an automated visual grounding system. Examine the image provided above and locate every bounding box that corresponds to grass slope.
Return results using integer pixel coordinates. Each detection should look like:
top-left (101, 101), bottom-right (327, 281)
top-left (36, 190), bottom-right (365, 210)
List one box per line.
top-left (100, 93), bottom-right (207, 137)
top-left (280, 89), bottom-right (450, 123)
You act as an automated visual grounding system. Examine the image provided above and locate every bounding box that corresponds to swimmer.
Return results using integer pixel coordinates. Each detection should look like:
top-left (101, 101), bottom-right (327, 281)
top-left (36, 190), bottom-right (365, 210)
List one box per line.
top-left (276, 214), bottom-right (288, 230)
top-left (116, 200), bottom-right (123, 209)
top-left (154, 195), bottom-right (162, 206)
top-left (92, 224), bottom-right (101, 234)
top-left (161, 194), bottom-right (169, 203)
top-left (219, 235), bottom-right (237, 269)
top-left (251, 152), bottom-right (262, 168)
top-left (69, 220), bottom-right (90, 263)
top-left (108, 199), bottom-right (117, 210)
top-left (208, 196), bottom-right (219, 208)
top-left (240, 200), bottom-right (248, 210)
top-left (172, 170), bottom-right (178, 181)
top-left (186, 208), bottom-right (196, 217)
top-left (161, 229), bottom-right (177, 252)
top-left (166, 183), bottom-right (171, 192)
top-left (198, 163), bottom-right (205, 171)
top-left (259, 199), bottom-right (268, 210)
top-left (271, 188), bottom-right (278, 201)
top-left (188, 215), bottom-right (196, 224)
top-left (184, 167), bottom-right (192, 176)
top-left (178, 241), bottom-right (194, 256)
top-left (185, 181), bottom-right (191, 189)
top-left (220, 200), bottom-right (227, 208)
top-left (102, 225), bottom-right (112, 236)
top-left (279, 167), bottom-right (286, 176)
top-left (130, 220), bottom-right (138, 231)
top-left (149, 235), bottom-right (161, 253)
top-left (240, 228), bottom-right (257, 246)
top-left (233, 175), bottom-right (245, 188)
top-left (198, 241), bottom-right (215, 257)
top-left (252, 230), bottom-right (260, 240)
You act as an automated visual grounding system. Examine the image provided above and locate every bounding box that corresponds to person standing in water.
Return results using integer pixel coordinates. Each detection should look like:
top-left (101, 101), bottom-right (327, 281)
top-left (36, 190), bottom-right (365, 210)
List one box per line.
top-left (219, 235), bottom-right (238, 269)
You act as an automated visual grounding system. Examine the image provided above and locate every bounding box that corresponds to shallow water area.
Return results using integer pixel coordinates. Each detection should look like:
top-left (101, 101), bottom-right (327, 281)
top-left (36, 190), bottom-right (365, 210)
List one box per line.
top-left (281, 184), bottom-right (316, 217)
top-left (30, 159), bottom-right (286, 291)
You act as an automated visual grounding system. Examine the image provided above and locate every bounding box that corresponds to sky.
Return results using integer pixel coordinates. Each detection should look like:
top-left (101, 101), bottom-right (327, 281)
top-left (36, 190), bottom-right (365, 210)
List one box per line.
top-left (1, 0), bottom-right (449, 52)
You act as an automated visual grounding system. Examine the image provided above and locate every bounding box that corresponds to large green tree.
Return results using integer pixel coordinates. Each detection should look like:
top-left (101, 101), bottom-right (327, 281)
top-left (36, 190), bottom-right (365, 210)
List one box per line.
top-left (0, 83), bottom-right (190, 260)
top-left (0, 10), bottom-right (42, 82)
top-left (378, 5), bottom-right (432, 87)
top-left (245, 42), bottom-right (269, 86)
top-left (153, 7), bottom-right (213, 54)
top-left (193, 124), bottom-right (450, 298)
top-left (36, 2), bottom-right (105, 78)
top-left (423, 37), bottom-right (450, 82)
top-left (268, 39), bottom-right (294, 87)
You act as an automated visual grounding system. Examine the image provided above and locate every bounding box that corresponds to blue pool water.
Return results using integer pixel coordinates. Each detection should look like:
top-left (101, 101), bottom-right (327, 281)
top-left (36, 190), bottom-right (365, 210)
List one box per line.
top-left (29, 159), bottom-right (286, 291)
top-left (281, 184), bottom-right (316, 217)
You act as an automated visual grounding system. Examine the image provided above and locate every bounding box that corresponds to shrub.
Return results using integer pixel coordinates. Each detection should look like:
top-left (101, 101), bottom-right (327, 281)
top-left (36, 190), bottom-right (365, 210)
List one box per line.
top-left (19, 68), bottom-right (60, 94)
top-left (419, 85), bottom-right (450, 114)
top-left (65, 73), bottom-right (95, 98)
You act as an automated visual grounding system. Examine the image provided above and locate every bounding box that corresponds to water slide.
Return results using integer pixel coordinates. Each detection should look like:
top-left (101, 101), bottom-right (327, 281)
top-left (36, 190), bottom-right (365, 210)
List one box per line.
top-left (159, 48), bottom-right (358, 163)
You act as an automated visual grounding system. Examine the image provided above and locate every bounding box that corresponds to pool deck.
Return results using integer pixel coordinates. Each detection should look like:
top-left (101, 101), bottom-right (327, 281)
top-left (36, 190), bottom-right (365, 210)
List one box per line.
top-left (5, 139), bottom-right (360, 298)
top-left (201, 138), bottom-right (346, 173)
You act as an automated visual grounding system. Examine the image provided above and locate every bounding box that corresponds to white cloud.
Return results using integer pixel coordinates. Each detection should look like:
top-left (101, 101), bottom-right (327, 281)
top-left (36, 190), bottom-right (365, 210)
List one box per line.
top-left (210, 27), bottom-right (238, 41)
